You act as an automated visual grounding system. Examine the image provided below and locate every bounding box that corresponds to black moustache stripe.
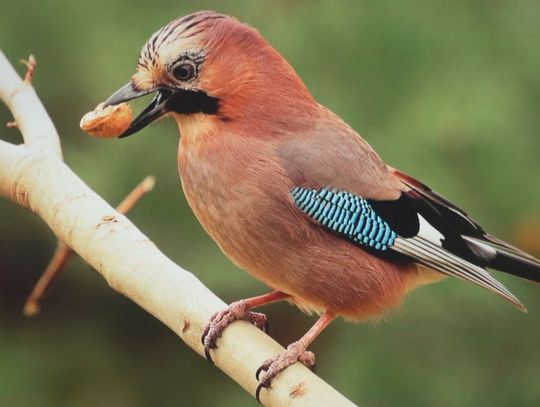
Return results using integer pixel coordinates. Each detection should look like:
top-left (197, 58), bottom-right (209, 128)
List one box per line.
top-left (166, 89), bottom-right (219, 115)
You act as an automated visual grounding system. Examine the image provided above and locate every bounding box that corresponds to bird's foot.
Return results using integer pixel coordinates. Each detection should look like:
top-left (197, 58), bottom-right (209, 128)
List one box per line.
top-left (202, 300), bottom-right (268, 363)
top-left (255, 341), bottom-right (316, 402)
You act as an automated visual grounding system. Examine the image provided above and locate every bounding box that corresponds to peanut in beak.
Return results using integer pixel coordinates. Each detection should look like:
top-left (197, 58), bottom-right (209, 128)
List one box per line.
top-left (80, 102), bottom-right (132, 138)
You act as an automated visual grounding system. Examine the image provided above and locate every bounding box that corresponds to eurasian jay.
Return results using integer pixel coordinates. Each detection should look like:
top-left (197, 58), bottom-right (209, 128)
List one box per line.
top-left (103, 11), bottom-right (540, 400)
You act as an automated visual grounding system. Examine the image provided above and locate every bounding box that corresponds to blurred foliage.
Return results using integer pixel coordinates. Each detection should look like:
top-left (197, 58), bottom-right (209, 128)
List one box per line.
top-left (1, 1), bottom-right (540, 406)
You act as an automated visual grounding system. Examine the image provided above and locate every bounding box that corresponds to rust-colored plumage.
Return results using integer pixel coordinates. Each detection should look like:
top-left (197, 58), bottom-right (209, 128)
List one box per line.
top-left (104, 11), bottom-right (540, 400)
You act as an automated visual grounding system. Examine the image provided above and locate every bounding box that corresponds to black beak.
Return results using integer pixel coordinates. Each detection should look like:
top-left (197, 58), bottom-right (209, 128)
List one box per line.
top-left (103, 82), bottom-right (172, 138)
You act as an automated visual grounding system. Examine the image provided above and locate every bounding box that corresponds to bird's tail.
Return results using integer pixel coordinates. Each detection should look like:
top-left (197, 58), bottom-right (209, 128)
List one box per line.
top-left (464, 235), bottom-right (540, 283)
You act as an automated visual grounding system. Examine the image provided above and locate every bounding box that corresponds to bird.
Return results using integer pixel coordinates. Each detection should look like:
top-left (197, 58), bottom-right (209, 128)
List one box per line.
top-left (103, 10), bottom-right (540, 401)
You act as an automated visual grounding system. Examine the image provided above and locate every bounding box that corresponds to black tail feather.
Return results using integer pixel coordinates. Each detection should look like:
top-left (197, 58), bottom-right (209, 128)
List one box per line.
top-left (465, 237), bottom-right (540, 283)
top-left (490, 250), bottom-right (540, 282)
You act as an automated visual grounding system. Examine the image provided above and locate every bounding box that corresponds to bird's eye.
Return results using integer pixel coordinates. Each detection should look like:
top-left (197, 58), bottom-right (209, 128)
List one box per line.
top-left (172, 62), bottom-right (196, 81)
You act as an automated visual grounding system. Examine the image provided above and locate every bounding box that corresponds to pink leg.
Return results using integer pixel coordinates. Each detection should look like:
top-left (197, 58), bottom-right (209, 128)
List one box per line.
top-left (202, 291), bottom-right (290, 363)
top-left (255, 310), bottom-right (335, 402)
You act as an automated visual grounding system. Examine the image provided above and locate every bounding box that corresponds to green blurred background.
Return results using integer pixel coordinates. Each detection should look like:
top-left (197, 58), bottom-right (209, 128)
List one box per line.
top-left (2, 1), bottom-right (540, 406)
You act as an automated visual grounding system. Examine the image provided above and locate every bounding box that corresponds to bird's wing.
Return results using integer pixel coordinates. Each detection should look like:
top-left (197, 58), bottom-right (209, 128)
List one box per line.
top-left (278, 116), bottom-right (538, 309)
top-left (289, 185), bottom-right (526, 311)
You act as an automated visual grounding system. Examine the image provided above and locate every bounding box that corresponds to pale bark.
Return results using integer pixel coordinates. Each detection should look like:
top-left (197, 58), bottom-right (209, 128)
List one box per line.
top-left (0, 50), bottom-right (357, 407)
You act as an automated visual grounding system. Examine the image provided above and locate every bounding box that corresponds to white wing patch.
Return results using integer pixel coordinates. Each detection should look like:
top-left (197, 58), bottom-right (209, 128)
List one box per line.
top-left (417, 215), bottom-right (444, 243)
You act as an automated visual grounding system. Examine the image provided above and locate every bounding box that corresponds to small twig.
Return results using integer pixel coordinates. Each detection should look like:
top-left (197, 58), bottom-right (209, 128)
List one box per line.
top-left (23, 241), bottom-right (73, 316)
top-left (21, 54), bottom-right (36, 84)
top-left (6, 121), bottom-right (17, 128)
top-left (0, 51), bottom-right (61, 157)
top-left (23, 175), bottom-right (156, 316)
top-left (116, 175), bottom-right (156, 213)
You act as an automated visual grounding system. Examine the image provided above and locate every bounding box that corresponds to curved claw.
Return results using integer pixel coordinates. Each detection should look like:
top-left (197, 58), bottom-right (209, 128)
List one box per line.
top-left (255, 364), bottom-right (267, 381)
top-left (200, 326), bottom-right (208, 345)
top-left (201, 322), bottom-right (218, 364)
top-left (204, 344), bottom-right (215, 364)
top-left (255, 382), bottom-right (269, 404)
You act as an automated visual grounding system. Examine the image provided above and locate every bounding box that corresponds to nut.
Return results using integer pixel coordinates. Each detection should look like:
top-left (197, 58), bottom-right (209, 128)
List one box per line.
top-left (80, 102), bottom-right (132, 138)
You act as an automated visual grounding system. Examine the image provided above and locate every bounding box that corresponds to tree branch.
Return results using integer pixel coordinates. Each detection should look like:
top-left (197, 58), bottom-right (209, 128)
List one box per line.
top-left (0, 50), bottom-right (356, 407)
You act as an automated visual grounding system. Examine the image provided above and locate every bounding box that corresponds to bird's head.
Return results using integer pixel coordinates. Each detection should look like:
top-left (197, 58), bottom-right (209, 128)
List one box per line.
top-left (105, 11), bottom-right (314, 138)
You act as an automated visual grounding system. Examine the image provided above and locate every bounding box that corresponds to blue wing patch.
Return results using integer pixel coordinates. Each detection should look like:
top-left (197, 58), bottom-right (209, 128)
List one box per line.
top-left (290, 186), bottom-right (397, 251)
